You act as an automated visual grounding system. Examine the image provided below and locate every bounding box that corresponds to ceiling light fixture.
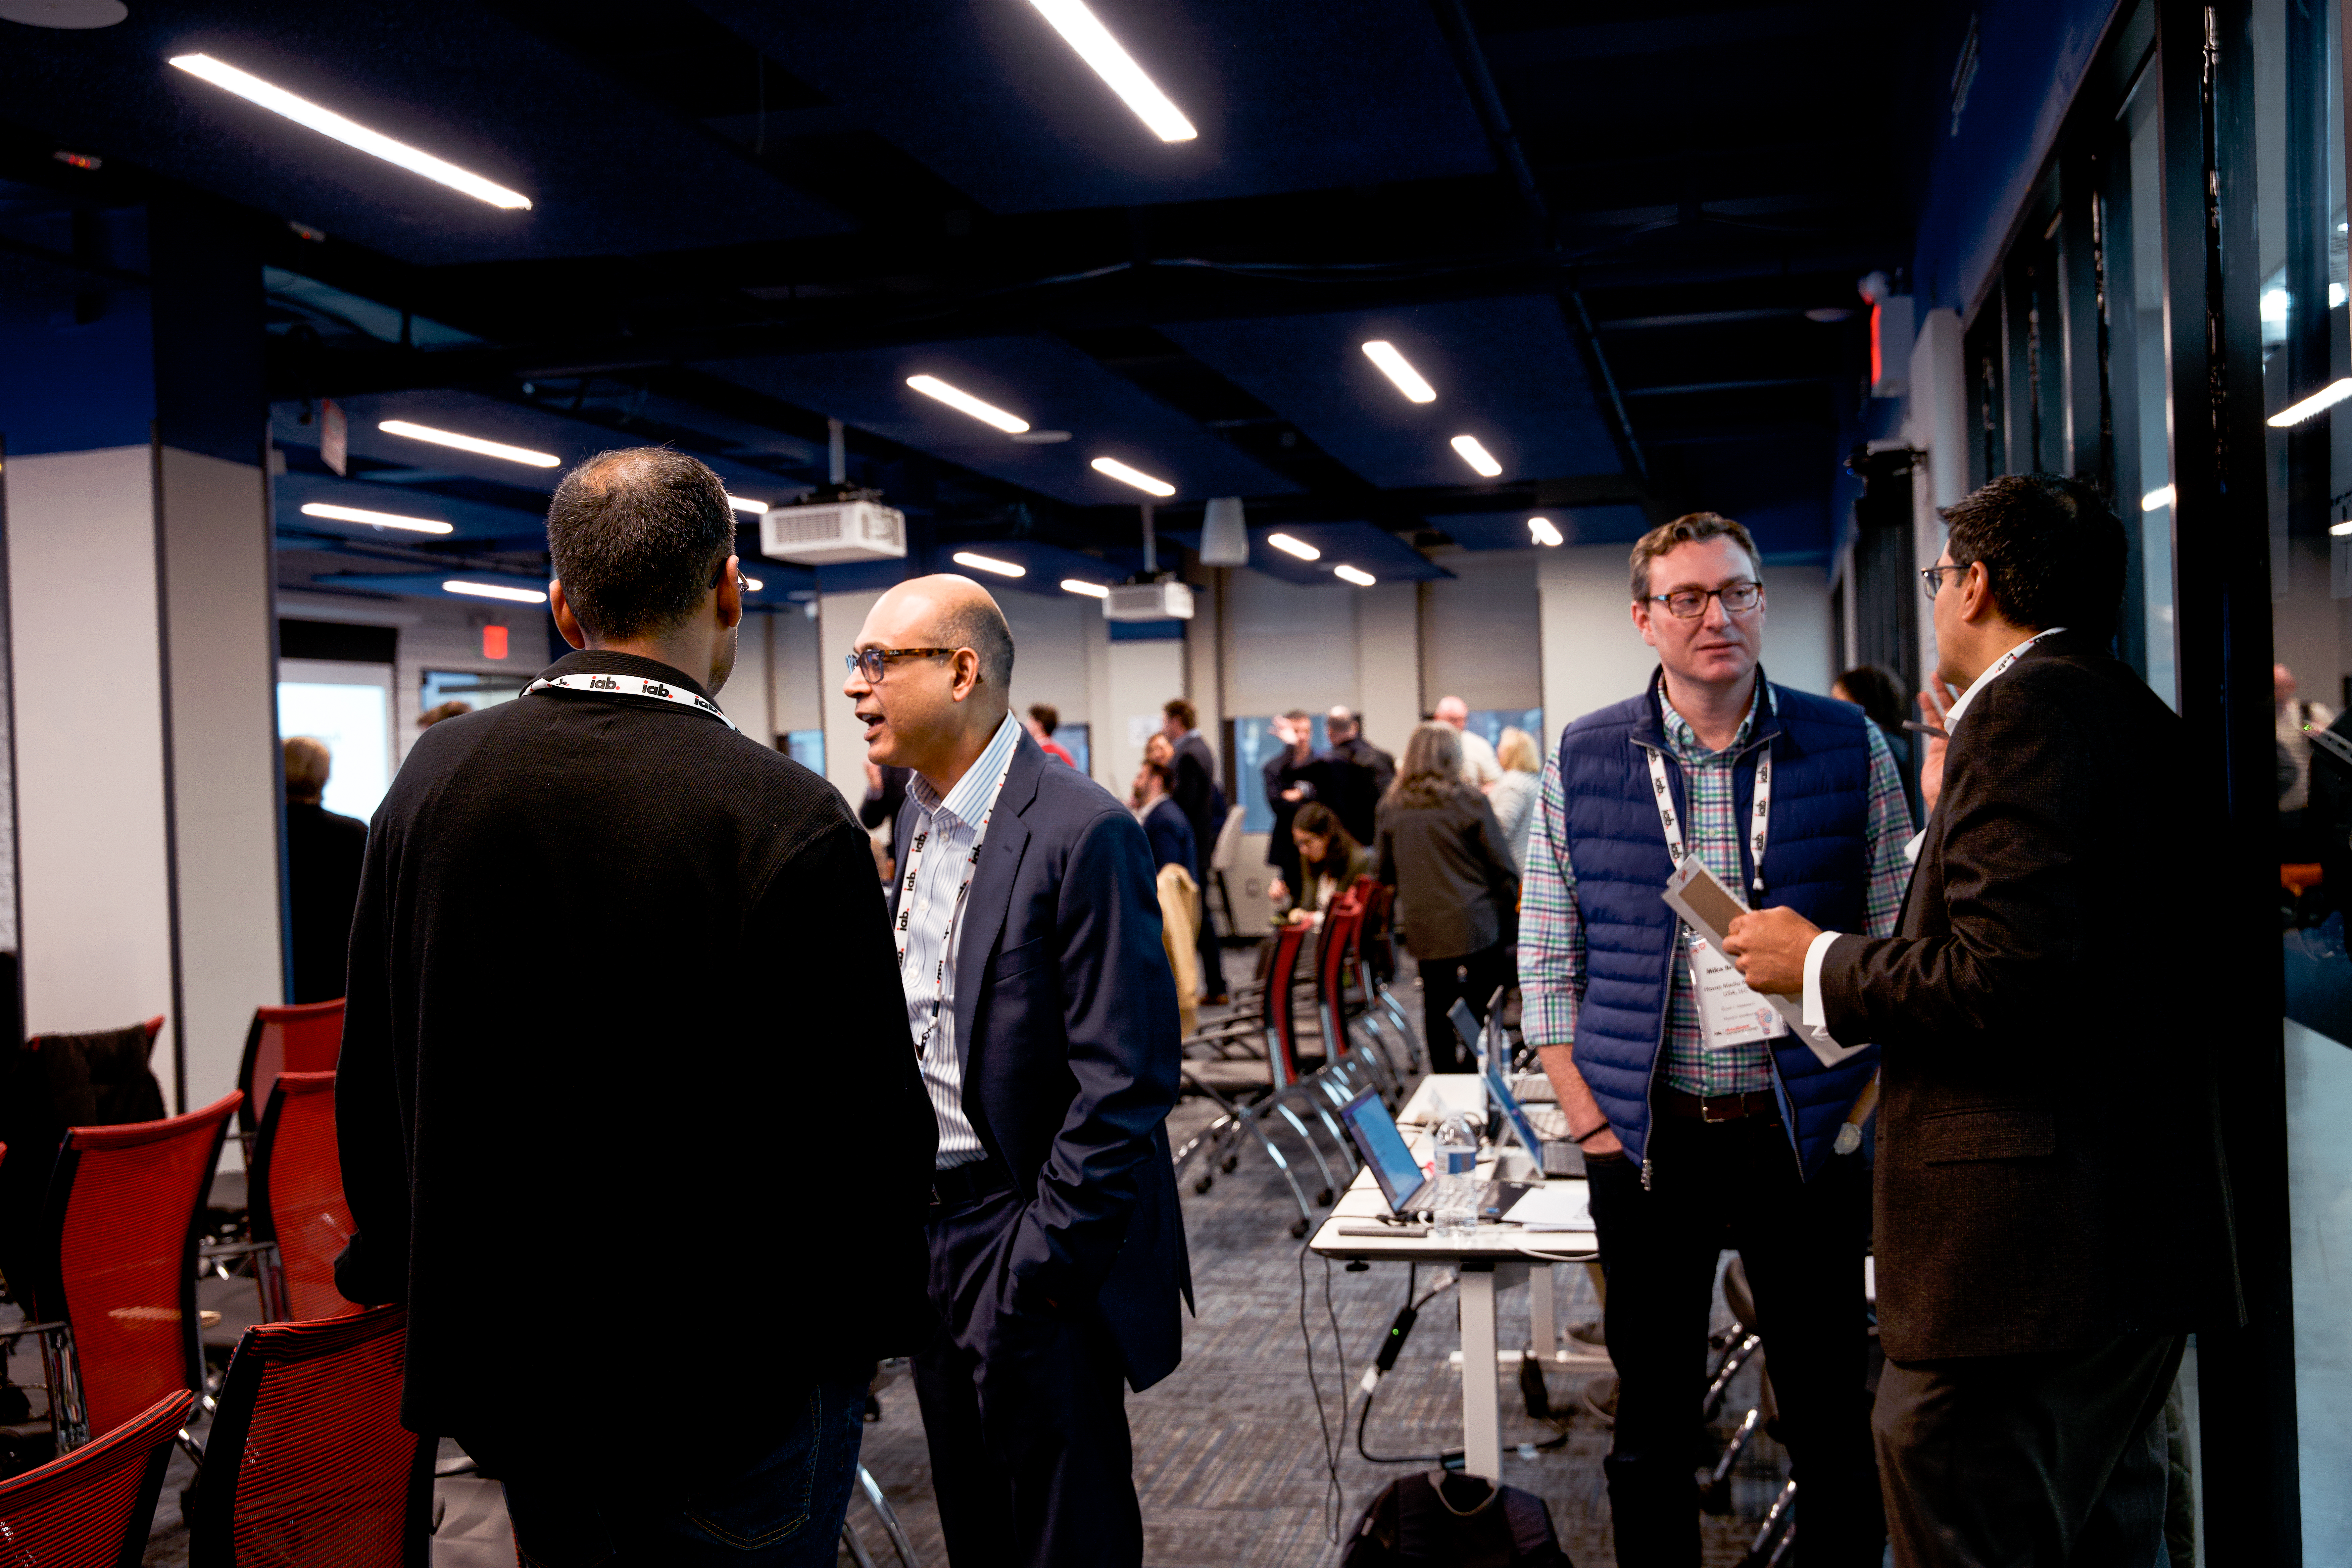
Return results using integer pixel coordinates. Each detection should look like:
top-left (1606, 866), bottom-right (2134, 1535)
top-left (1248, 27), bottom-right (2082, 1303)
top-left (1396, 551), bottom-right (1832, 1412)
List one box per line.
top-left (1025, 0), bottom-right (1197, 142)
top-left (1334, 565), bottom-right (1377, 587)
top-left (443, 580), bottom-right (547, 604)
top-left (1360, 341), bottom-right (1436, 403)
top-left (2268, 378), bottom-right (2352, 428)
top-left (379, 420), bottom-right (560, 468)
top-left (1091, 456), bottom-right (1175, 497)
top-left (298, 501), bottom-right (452, 535)
top-left (741, 574), bottom-right (765, 591)
top-left (2332, 522), bottom-right (2352, 538)
top-left (1451, 435), bottom-right (1503, 478)
top-left (1527, 516), bottom-right (1564, 547)
top-left (167, 54), bottom-right (533, 210)
top-left (952, 550), bottom-right (1027, 578)
top-left (1267, 532), bottom-right (1321, 561)
top-left (905, 375), bottom-right (1032, 434)
top-left (1061, 579), bottom-right (1112, 598)
top-left (726, 494), bottom-right (769, 514)
top-left (2140, 485), bottom-right (2175, 513)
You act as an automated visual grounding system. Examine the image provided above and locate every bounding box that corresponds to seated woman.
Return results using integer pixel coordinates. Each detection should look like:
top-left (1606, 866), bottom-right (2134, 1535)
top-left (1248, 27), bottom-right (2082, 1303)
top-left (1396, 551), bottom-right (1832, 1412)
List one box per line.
top-left (1272, 802), bottom-right (1372, 928)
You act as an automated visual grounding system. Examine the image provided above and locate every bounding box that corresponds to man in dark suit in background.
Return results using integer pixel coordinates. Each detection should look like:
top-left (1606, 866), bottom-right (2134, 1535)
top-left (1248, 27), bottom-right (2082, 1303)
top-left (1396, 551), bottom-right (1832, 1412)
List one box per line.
top-left (1161, 698), bottom-right (1227, 1002)
top-left (282, 736), bottom-right (366, 1003)
top-left (1725, 474), bottom-right (2238, 1568)
top-left (1262, 709), bottom-right (1316, 901)
top-left (850, 575), bottom-right (1190, 1568)
top-left (1314, 705), bottom-right (1395, 848)
top-left (1133, 758), bottom-right (1198, 881)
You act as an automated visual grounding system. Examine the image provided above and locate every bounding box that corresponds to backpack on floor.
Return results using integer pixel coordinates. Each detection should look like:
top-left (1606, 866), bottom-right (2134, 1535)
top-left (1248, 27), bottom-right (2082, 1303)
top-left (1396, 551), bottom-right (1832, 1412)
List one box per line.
top-left (1340, 1471), bottom-right (1572, 1567)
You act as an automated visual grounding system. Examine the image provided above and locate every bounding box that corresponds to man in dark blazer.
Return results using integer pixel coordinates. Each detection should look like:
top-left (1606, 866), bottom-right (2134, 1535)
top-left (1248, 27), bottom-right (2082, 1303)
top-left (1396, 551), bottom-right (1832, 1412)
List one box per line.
top-left (1133, 758), bottom-right (1198, 881)
top-left (848, 574), bottom-right (1190, 1568)
top-left (1161, 698), bottom-right (1227, 1001)
top-left (1725, 474), bottom-right (2238, 1568)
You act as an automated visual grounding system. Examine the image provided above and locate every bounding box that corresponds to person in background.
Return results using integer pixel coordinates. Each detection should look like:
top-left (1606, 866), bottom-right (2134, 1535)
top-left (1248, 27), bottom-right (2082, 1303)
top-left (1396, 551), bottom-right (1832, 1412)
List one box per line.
top-left (1273, 802), bottom-right (1370, 928)
top-left (1375, 722), bottom-right (1519, 1072)
top-left (1162, 699), bottom-right (1229, 1005)
top-left (1315, 705), bottom-right (1395, 848)
top-left (1432, 695), bottom-right (1502, 793)
top-left (861, 761), bottom-right (911, 874)
top-left (1132, 758), bottom-right (1198, 881)
top-left (1027, 702), bottom-right (1076, 768)
top-left (2277, 662), bottom-right (2335, 863)
top-left (1143, 731), bottom-right (1175, 771)
top-left (1830, 664), bottom-right (1908, 743)
top-left (282, 736), bottom-right (366, 1004)
top-left (417, 699), bottom-right (472, 729)
top-left (1262, 709), bottom-right (1317, 902)
top-left (1487, 727), bottom-right (1542, 875)
top-left (337, 447), bottom-right (935, 1565)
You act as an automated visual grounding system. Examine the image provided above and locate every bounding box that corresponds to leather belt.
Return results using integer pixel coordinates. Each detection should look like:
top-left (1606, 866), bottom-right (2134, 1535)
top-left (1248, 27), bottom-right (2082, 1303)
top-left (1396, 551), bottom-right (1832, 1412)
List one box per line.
top-left (930, 1158), bottom-right (1016, 1210)
top-left (1659, 1088), bottom-right (1780, 1125)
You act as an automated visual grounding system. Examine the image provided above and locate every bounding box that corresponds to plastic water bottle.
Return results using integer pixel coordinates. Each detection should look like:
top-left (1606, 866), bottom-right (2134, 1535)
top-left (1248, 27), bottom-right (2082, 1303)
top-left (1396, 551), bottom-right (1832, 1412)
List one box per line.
top-left (1430, 1111), bottom-right (1482, 1241)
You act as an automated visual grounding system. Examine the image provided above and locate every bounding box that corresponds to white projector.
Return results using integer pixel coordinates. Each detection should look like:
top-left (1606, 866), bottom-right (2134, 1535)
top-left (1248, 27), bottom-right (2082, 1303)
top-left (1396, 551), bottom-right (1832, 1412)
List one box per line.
top-left (1104, 581), bottom-right (1195, 622)
top-left (758, 499), bottom-right (908, 565)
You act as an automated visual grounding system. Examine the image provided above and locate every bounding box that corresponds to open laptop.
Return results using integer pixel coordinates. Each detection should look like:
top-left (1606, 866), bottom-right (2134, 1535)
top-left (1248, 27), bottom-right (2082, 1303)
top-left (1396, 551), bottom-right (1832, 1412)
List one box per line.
top-left (1336, 1087), bottom-right (1538, 1220)
top-left (1448, 998), bottom-right (1578, 1175)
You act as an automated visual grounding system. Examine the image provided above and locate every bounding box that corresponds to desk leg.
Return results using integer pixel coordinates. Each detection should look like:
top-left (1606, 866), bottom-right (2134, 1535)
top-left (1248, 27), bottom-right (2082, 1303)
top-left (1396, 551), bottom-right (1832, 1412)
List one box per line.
top-left (1529, 1263), bottom-right (1558, 1362)
top-left (1459, 1264), bottom-right (1503, 1481)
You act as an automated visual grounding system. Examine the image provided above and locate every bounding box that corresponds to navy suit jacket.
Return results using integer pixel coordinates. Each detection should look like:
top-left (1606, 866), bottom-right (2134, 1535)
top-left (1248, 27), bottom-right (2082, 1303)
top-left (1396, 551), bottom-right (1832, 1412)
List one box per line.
top-left (1139, 796), bottom-right (1198, 882)
top-left (894, 727), bottom-right (1193, 1391)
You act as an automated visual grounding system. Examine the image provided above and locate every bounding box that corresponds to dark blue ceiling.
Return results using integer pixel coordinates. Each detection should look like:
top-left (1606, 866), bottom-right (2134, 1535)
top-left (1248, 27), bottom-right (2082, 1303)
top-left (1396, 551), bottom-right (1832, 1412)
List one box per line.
top-left (1429, 505), bottom-right (1650, 552)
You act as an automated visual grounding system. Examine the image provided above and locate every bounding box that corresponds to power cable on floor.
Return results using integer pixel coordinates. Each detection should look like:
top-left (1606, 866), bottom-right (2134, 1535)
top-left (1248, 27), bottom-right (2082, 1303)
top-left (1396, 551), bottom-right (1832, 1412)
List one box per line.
top-left (1296, 1236), bottom-right (1347, 1544)
top-left (1354, 1268), bottom-right (1459, 1466)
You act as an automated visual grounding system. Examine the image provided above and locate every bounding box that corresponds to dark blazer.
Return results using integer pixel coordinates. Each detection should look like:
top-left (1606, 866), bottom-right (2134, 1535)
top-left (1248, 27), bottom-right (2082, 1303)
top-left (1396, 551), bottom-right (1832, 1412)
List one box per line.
top-left (1819, 633), bottom-right (2239, 1361)
top-left (1139, 796), bottom-right (1198, 882)
top-left (893, 728), bottom-right (1192, 1390)
top-left (1171, 731), bottom-right (1223, 844)
top-left (1375, 782), bottom-right (1519, 961)
top-left (284, 800), bottom-right (368, 1004)
top-left (1315, 736), bottom-right (1396, 847)
top-left (335, 650), bottom-right (937, 1479)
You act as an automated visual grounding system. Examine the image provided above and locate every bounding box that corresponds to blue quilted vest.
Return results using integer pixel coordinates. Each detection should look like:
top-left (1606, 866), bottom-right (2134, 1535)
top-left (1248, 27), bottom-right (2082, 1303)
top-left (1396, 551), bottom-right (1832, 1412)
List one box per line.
top-left (1558, 670), bottom-right (1879, 1179)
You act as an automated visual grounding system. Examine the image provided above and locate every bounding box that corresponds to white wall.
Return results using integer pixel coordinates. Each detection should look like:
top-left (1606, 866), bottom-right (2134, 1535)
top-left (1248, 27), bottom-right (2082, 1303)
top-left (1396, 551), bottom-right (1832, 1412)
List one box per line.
top-left (1002, 589), bottom-right (1098, 776)
top-left (1223, 570), bottom-right (1362, 717)
top-left (1355, 582), bottom-right (1421, 757)
top-left (818, 588), bottom-right (885, 809)
top-left (1423, 552), bottom-right (1543, 713)
top-left (1758, 567), bottom-right (1832, 697)
top-left (768, 604), bottom-right (825, 740)
top-left (1908, 307), bottom-right (1968, 687)
top-left (1102, 639), bottom-right (1185, 796)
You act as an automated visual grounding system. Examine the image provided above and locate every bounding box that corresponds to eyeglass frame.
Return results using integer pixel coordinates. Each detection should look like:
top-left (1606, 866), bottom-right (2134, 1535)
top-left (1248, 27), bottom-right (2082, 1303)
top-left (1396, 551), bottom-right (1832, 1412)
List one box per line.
top-left (1642, 580), bottom-right (1764, 619)
top-left (843, 646), bottom-right (961, 683)
top-left (1919, 564), bottom-right (1963, 603)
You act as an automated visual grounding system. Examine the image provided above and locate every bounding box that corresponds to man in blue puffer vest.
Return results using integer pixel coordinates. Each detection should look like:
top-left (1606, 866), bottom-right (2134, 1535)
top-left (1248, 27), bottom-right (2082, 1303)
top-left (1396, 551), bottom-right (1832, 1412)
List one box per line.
top-left (1518, 512), bottom-right (1914, 1568)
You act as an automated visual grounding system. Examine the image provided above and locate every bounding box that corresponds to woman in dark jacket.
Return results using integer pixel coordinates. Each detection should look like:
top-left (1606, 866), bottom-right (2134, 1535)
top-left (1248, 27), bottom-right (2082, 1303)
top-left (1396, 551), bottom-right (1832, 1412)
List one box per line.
top-left (1375, 722), bottom-right (1520, 1072)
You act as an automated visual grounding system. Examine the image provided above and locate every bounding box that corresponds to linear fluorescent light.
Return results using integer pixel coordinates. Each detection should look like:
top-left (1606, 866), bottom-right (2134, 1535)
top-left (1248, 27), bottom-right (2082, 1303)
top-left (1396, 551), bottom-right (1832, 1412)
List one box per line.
top-left (952, 550), bottom-right (1026, 579)
top-left (1267, 532), bottom-right (1321, 561)
top-left (379, 420), bottom-right (559, 468)
top-left (1451, 435), bottom-right (1503, 478)
top-left (741, 574), bottom-right (764, 591)
top-left (1091, 456), bottom-right (1175, 497)
top-left (167, 54), bottom-right (532, 210)
top-left (726, 495), bottom-right (769, 515)
top-left (1527, 516), bottom-right (1564, 547)
top-left (2140, 485), bottom-right (2175, 513)
top-left (1361, 341), bottom-right (1436, 403)
top-left (1334, 565), bottom-right (1377, 586)
top-left (2333, 522), bottom-right (2352, 538)
top-left (2268, 378), bottom-right (2352, 427)
top-left (906, 375), bottom-right (1031, 434)
top-left (1061, 579), bottom-right (1112, 598)
top-left (299, 501), bottom-right (452, 535)
top-left (443, 580), bottom-right (546, 604)
top-left (1025, 0), bottom-right (1197, 142)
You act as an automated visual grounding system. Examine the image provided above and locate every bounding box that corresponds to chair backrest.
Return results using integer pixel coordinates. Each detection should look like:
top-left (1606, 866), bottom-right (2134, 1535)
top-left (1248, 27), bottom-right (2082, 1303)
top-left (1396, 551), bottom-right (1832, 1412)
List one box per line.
top-left (1257, 921), bottom-right (1310, 1088)
top-left (1209, 804), bottom-right (1248, 873)
top-left (48, 1093), bottom-right (241, 1439)
top-left (0, 1390), bottom-right (193, 1568)
top-left (186, 1305), bottom-right (431, 1568)
top-left (250, 1072), bottom-right (356, 1322)
top-left (236, 1001), bottom-right (345, 1136)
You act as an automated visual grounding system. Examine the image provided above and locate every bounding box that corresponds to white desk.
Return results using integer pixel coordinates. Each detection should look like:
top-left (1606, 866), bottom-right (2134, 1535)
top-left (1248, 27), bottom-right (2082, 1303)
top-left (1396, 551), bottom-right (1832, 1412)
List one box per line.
top-left (1307, 1075), bottom-right (1602, 1481)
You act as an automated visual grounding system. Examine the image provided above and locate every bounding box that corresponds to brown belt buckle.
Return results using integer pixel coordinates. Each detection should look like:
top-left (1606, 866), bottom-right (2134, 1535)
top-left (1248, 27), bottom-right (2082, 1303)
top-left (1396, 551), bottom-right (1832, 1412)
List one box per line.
top-left (1700, 1096), bottom-right (1737, 1124)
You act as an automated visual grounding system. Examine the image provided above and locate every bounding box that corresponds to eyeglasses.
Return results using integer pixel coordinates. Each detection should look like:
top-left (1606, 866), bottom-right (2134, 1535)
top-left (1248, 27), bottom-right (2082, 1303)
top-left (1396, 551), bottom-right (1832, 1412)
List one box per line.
top-left (1919, 565), bottom-right (1959, 603)
top-left (843, 647), bottom-right (958, 683)
top-left (1645, 581), bottom-right (1762, 619)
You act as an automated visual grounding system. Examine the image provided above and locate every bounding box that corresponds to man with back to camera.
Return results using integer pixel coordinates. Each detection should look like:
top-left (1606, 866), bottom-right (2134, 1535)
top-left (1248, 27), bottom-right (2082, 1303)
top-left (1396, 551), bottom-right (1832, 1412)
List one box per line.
top-left (1723, 475), bottom-right (2240, 1568)
top-left (334, 448), bottom-right (936, 1567)
top-left (1161, 698), bottom-right (1228, 1002)
top-left (281, 735), bottom-right (366, 1004)
top-left (1518, 511), bottom-right (1913, 1567)
top-left (1314, 705), bottom-right (1395, 848)
top-left (1433, 694), bottom-right (1502, 793)
top-left (847, 575), bottom-right (1190, 1568)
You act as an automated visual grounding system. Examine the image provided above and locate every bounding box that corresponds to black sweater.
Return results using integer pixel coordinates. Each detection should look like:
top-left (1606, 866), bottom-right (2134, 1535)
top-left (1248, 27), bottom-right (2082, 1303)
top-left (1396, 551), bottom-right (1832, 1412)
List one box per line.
top-left (334, 650), bottom-right (936, 1480)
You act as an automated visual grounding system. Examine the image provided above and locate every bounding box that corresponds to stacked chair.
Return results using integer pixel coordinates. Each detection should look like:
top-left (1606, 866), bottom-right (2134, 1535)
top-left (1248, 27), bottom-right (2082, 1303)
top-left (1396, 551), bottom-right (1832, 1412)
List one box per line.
top-left (245, 1072), bottom-right (355, 1324)
top-left (233, 1000), bottom-right (345, 1153)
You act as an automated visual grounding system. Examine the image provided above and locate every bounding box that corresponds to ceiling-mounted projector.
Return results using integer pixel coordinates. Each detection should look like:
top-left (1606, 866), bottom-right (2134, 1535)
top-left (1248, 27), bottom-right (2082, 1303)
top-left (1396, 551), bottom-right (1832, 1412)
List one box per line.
top-left (758, 495), bottom-right (907, 565)
top-left (1105, 581), bottom-right (1195, 622)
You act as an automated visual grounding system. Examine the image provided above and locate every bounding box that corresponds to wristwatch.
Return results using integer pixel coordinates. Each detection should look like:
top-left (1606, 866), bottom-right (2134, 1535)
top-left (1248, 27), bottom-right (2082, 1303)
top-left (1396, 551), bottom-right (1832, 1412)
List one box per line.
top-left (1833, 1122), bottom-right (1863, 1156)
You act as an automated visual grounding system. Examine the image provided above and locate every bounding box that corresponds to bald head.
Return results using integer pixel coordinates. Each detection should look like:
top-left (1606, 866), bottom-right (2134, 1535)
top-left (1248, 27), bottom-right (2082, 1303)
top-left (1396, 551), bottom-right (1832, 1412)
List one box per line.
top-left (1434, 696), bottom-right (1469, 728)
top-left (872, 575), bottom-right (1016, 696)
top-left (849, 576), bottom-right (1019, 787)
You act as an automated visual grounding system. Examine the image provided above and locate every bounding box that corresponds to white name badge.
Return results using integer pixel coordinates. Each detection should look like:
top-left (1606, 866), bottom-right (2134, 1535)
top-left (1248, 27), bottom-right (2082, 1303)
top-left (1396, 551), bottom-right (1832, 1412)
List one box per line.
top-left (1688, 935), bottom-right (1790, 1050)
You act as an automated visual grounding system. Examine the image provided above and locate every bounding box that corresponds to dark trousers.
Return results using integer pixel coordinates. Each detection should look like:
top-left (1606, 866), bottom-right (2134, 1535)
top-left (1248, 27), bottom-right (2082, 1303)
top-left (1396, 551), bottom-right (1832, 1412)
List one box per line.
top-left (913, 1185), bottom-right (1142, 1568)
top-left (1417, 944), bottom-right (1510, 1072)
top-left (1874, 1331), bottom-right (2184, 1568)
top-left (1585, 1115), bottom-right (1884, 1568)
top-left (500, 1370), bottom-right (870, 1567)
top-left (1196, 883), bottom-right (1226, 998)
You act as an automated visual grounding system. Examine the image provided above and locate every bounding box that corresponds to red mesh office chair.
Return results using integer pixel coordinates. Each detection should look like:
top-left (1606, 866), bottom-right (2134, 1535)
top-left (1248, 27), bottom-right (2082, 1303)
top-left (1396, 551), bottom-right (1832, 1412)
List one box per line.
top-left (184, 1305), bottom-right (431, 1568)
top-left (234, 1002), bottom-right (343, 1140)
top-left (42, 1093), bottom-right (241, 1447)
top-left (248, 1072), bottom-right (355, 1323)
top-left (0, 1390), bottom-right (193, 1567)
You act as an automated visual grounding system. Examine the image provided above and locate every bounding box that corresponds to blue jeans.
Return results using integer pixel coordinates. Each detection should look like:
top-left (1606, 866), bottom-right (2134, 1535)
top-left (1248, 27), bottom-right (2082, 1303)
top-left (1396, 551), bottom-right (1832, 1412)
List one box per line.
top-left (501, 1370), bottom-right (869, 1566)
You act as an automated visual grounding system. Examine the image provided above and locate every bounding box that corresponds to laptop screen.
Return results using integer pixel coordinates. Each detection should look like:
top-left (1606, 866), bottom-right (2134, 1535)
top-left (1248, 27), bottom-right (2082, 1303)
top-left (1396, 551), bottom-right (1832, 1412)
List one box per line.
top-left (1483, 1058), bottom-right (1547, 1156)
top-left (1337, 1090), bottom-right (1429, 1213)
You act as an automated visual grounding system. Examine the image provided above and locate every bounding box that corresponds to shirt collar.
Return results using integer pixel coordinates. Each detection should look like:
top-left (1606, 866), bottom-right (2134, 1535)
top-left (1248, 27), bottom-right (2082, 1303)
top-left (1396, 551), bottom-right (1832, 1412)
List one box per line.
top-left (1943, 627), bottom-right (2066, 733)
top-left (1660, 677), bottom-right (1764, 761)
top-left (909, 712), bottom-right (1024, 826)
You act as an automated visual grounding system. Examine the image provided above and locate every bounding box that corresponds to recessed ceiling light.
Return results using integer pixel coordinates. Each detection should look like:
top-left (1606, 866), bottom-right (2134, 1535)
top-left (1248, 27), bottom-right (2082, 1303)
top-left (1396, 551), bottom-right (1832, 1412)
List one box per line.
top-left (952, 550), bottom-right (1026, 578)
top-left (443, 579), bottom-right (546, 603)
top-left (1527, 516), bottom-right (1564, 547)
top-left (2140, 485), bottom-right (2175, 513)
top-left (2269, 378), bottom-right (2352, 428)
top-left (1451, 435), bottom-right (1503, 478)
top-left (1025, 0), bottom-right (1197, 142)
top-left (1334, 564), bottom-right (1376, 586)
top-left (168, 54), bottom-right (533, 210)
top-left (299, 501), bottom-right (453, 535)
top-left (1091, 456), bottom-right (1175, 497)
top-left (1360, 341), bottom-right (1436, 403)
top-left (379, 419), bottom-right (560, 468)
top-left (1061, 579), bottom-right (1111, 598)
top-left (1267, 532), bottom-right (1321, 561)
top-left (906, 375), bottom-right (1031, 434)
top-left (726, 494), bottom-right (769, 515)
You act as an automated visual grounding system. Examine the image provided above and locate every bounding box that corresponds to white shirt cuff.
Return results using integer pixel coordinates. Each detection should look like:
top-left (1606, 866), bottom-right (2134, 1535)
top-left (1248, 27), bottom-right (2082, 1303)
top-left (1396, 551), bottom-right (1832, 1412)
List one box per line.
top-left (1802, 929), bottom-right (1842, 1030)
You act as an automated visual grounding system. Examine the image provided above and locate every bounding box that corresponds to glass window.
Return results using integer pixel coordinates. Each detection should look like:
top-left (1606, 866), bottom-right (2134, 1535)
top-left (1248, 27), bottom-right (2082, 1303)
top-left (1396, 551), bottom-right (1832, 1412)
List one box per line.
top-left (1056, 721), bottom-right (1091, 776)
top-left (784, 729), bottom-right (824, 774)
top-left (421, 669), bottom-right (528, 713)
top-left (278, 660), bottom-right (393, 823)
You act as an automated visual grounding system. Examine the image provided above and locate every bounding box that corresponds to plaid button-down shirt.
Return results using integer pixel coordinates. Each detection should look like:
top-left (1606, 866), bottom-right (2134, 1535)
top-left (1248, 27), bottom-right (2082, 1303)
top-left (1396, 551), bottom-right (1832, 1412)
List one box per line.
top-left (1518, 684), bottom-right (1913, 1098)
